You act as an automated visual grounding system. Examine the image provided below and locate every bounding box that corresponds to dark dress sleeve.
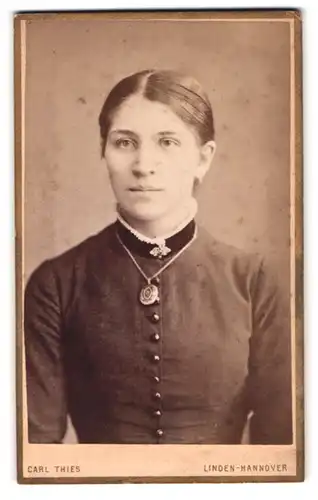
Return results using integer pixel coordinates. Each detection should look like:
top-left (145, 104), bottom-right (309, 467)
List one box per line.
top-left (24, 260), bottom-right (67, 443)
top-left (248, 257), bottom-right (293, 444)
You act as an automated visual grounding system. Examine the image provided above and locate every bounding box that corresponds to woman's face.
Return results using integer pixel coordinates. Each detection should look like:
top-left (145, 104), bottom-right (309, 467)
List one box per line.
top-left (104, 94), bottom-right (215, 224)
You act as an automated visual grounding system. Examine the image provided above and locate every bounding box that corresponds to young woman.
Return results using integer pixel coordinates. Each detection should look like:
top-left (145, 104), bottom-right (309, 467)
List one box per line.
top-left (25, 69), bottom-right (292, 444)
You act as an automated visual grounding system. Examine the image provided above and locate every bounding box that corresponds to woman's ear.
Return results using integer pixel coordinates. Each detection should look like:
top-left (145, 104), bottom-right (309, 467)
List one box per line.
top-left (196, 140), bottom-right (217, 183)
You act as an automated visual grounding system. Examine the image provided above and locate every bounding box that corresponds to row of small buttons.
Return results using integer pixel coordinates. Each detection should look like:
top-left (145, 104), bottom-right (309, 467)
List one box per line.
top-left (145, 277), bottom-right (163, 440)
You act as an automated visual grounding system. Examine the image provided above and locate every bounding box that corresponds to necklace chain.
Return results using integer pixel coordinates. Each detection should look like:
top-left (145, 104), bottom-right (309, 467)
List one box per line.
top-left (116, 227), bottom-right (197, 284)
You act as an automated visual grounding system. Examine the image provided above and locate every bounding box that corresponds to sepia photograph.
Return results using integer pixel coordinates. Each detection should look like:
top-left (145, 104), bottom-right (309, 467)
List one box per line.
top-left (15, 10), bottom-right (303, 483)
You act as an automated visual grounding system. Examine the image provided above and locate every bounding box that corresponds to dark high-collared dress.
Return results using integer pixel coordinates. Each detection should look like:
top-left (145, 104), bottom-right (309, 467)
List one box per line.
top-left (24, 220), bottom-right (292, 444)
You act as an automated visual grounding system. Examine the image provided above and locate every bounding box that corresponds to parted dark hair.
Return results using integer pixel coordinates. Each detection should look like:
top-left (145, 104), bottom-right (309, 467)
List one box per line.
top-left (98, 69), bottom-right (215, 157)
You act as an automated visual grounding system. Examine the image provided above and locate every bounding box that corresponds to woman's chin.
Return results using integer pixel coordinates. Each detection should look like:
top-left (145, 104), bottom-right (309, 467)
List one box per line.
top-left (128, 211), bottom-right (166, 223)
top-left (120, 204), bottom-right (169, 224)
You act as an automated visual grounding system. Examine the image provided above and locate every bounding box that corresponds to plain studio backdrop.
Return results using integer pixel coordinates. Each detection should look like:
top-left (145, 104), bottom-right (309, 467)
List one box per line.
top-left (23, 17), bottom-right (291, 443)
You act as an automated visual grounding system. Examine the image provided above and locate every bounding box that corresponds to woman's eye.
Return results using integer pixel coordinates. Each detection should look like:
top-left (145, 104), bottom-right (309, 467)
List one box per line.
top-left (115, 138), bottom-right (136, 150)
top-left (159, 138), bottom-right (179, 149)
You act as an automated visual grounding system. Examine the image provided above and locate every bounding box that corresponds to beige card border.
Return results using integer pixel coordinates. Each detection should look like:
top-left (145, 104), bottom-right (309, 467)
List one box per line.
top-left (14, 9), bottom-right (304, 484)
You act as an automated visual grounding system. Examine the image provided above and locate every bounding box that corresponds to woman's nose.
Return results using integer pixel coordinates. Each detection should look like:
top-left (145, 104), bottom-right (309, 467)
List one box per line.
top-left (132, 145), bottom-right (157, 176)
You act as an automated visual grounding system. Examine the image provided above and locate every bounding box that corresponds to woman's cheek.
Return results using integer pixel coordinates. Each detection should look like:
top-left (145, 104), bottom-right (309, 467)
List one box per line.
top-left (107, 152), bottom-right (134, 174)
top-left (109, 170), bottom-right (127, 192)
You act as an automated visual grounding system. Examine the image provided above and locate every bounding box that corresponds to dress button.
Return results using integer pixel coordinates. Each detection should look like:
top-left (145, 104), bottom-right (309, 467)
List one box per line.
top-left (150, 312), bottom-right (160, 323)
top-left (153, 376), bottom-right (160, 383)
top-left (154, 392), bottom-right (161, 400)
top-left (152, 354), bottom-right (160, 363)
top-left (151, 333), bottom-right (160, 342)
top-left (154, 409), bottom-right (162, 417)
top-left (156, 429), bottom-right (164, 437)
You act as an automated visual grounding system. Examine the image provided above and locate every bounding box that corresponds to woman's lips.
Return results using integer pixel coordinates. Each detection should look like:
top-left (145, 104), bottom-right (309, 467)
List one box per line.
top-left (127, 188), bottom-right (164, 201)
top-left (128, 187), bottom-right (163, 192)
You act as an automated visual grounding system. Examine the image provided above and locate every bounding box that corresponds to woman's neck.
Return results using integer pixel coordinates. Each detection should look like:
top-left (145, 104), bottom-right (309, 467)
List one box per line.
top-left (117, 199), bottom-right (197, 241)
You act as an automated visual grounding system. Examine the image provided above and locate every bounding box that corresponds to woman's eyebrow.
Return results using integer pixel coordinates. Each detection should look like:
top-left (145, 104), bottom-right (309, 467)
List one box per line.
top-left (109, 129), bottom-right (138, 137)
top-left (157, 131), bottom-right (179, 136)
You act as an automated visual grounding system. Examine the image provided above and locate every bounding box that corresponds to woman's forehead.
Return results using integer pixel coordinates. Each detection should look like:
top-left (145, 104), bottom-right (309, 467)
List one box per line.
top-left (109, 94), bottom-right (193, 136)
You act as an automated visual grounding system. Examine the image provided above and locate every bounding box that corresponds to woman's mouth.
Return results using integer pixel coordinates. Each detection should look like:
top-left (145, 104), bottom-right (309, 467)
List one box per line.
top-left (129, 187), bottom-right (163, 192)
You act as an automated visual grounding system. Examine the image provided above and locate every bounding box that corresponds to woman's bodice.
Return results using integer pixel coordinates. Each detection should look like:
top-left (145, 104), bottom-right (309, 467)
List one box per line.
top-left (24, 223), bottom-right (292, 444)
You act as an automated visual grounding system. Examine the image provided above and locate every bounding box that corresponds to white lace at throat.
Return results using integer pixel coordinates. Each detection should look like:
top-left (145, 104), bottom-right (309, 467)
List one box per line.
top-left (116, 199), bottom-right (198, 246)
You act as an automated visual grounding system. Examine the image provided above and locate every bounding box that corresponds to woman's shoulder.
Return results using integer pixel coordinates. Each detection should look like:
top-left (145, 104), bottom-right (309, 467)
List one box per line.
top-left (196, 224), bottom-right (264, 272)
top-left (26, 222), bottom-right (116, 288)
top-left (195, 225), bottom-right (280, 302)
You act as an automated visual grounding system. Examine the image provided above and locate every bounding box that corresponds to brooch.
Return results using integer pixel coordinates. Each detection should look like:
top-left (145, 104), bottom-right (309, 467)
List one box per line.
top-left (149, 244), bottom-right (171, 259)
